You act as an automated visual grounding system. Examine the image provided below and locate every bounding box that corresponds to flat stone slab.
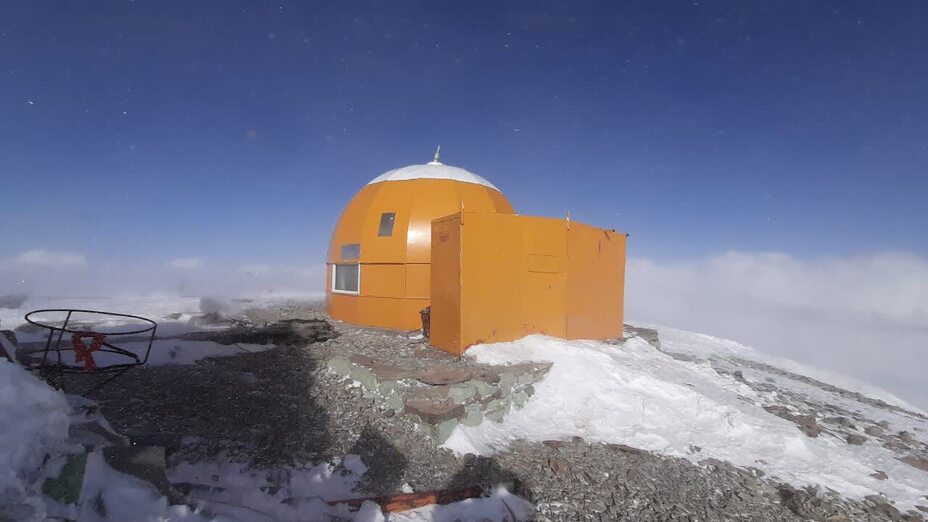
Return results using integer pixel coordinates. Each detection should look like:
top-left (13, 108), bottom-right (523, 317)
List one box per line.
top-left (405, 399), bottom-right (464, 425)
top-left (471, 367), bottom-right (502, 384)
top-left (405, 385), bottom-right (452, 403)
top-left (326, 340), bottom-right (553, 438)
top-left (368, 362), bottom-right (416, 381)
top-left (416, 365), bottom-right (472, 386)
top-left (348, 353), bottom-right (375, 366)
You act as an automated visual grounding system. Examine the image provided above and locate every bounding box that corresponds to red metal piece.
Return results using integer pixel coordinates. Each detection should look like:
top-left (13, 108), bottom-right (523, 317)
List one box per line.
top-left (71, 332), bottom-right (106, 370)
top-left (327, 485), bottom-right (484, 514)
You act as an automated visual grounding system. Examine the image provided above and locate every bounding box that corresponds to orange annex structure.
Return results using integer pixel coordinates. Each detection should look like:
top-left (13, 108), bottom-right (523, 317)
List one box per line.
top-left (429, 212), bottom-right (626, 355)
top-left (325, 150), bottom-right (627, 354)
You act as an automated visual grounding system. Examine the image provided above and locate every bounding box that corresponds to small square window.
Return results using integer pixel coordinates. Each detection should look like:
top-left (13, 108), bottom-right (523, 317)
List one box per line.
top-left (378, 212), bottom-right (396, 237)
top-left (340, 243), bottom-right (360, 260)
top-left (332, 264), bottom-right (360, 294)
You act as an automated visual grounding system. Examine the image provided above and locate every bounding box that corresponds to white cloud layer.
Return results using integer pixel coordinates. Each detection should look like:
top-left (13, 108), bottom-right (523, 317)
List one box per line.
top-left (12, 249), bottom-right (86, 268)
top-left (627, 251), bottom-right (928, 409)
top-left (1, 248), bottom-right (924, 408)
top-left (0, 251), bottom-right (324, 299)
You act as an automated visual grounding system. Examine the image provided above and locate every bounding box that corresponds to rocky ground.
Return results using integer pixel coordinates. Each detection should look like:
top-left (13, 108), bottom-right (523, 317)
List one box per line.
top-left (49, 299), bottom-right (928, 520)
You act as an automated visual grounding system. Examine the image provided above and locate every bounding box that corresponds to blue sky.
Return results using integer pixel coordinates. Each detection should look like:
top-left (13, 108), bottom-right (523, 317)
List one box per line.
top-left (2, 1), bottom-right (926, 266)
top-left (2, 2), bottom-right (928, 407)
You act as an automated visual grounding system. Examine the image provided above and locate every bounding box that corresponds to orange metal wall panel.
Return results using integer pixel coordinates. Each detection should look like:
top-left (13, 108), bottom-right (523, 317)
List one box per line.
top-left (405, 263), bottom-right (430, 299)
top-left (361, 264), bottom-right (406, 298)
top-left (327, 292), bottom-right (360, 325)
top-left (432, 213), bottom-right (569, 353)
top-left (430, 215), bottom-right (463, 354)
top-left (356, 297), bottom-right (408, 330)
top-left (404, 182), bottom-right (461, 264)
top-left (326, 187), bottom-right (371, 262)
top-left (403, 298), bottom-right (431, 330)
top-left (429, 212), bottom-right (626, 354)
top-left (405, 181), bottom-right (515, 264)
top-left (565, 223), bottom-right (626, 339)
top-left (517, 216), bottom-right (568, 337)
top-left (358, 186), bottom-right (412, 264)
top-left (329, 293), bottom-right (422, 330)
top-left (458, 213), bottom-right (527, 350)
top-left (526, 254), bottom-right (564, 273)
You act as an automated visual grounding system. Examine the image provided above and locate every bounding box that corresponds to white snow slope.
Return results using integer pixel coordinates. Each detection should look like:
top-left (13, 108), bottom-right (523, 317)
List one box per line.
top-left (0, 360), bottom-right (71, 518)
top-left (443, 329), bottom-right (928, 513)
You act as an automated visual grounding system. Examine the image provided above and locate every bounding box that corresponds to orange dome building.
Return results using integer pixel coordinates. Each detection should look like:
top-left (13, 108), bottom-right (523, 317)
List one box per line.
top-left (325, 151), bottom-right (514, 330)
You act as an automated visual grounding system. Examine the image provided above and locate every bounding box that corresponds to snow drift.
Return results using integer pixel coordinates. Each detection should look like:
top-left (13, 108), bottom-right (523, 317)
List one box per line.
top-left (0, 360), bottom-right (71, 518)
top-left (443, 332), bottom-right (928, 512)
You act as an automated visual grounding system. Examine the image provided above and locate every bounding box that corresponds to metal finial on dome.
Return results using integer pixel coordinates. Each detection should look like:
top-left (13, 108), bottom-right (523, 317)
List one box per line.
top-left (429, 145), bottom-right (442, 165)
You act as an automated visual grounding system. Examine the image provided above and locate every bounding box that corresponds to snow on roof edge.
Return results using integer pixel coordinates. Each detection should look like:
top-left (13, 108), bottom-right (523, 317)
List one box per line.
top-left (367, 162), bottom-right (501, 191)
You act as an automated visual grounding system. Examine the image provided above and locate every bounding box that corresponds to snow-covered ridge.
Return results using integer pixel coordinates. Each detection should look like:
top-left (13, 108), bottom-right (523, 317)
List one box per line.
top-left (444, 331), bottom-right (928, 513)
top-left (650, 323), bottom-right (926, 415)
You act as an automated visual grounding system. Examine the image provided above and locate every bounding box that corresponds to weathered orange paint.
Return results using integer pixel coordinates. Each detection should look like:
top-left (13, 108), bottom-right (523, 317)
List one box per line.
top-left (565, 221), bottom-right (627, 339)
top-left (429, 214), bottom-right (462, 352)
top-left (430, 212), bottom-right (626, 355)
top-left (325, 179), bottom-right (514, 330)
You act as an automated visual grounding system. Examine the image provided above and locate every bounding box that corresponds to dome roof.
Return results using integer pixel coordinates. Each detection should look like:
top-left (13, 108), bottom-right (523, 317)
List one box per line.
top-left (367, 160), bottom-right (499, 191)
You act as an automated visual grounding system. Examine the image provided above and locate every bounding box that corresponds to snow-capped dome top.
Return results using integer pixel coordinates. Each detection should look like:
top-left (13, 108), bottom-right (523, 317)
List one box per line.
top-left (367, 149), bottom-right (499, 190)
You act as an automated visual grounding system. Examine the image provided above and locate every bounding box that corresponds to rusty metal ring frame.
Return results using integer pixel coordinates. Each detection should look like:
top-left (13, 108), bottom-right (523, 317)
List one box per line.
top-left (22, 309), bottom-right (157, 394)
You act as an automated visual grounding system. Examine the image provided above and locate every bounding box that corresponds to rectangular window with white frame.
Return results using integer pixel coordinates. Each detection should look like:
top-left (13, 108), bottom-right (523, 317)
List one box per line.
top-left (332, 264), bottom-right (360, 294)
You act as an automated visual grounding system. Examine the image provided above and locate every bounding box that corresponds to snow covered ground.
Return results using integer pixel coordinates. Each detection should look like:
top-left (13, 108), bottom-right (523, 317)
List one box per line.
top-left (166, 453), bottom-right (532, 521)
top-left (443, 330), bottom-right (928, 513)
top-left (0, 360), bottom-right (72, 519)
top-left (3, 294), bottom-right (927, 517)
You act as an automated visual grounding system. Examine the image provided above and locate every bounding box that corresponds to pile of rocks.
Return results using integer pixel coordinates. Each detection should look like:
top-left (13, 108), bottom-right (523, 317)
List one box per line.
top-left (179, 318), bottom-right (337, 346)
top-left (493, 438), bottom-right (888, 521)
top-left (324, 353), bottom-right (550, 442)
